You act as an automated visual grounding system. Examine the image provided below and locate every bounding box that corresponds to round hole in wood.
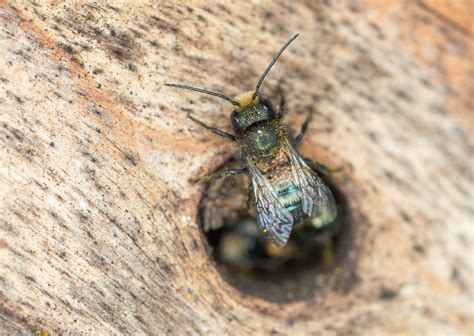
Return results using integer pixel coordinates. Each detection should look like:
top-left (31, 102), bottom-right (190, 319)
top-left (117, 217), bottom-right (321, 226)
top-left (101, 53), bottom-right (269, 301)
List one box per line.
top-left (198, 159), bottom-right (356, 303)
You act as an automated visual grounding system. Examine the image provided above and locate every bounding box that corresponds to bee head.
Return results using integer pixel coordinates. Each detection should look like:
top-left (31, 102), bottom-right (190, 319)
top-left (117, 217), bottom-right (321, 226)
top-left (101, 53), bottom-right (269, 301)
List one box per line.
top-left (230, 91), bottom-right (275, 134)
top-left (165, 33), bottom-right (299, 135)
top-left (230, 32), bottom-right (299, 133)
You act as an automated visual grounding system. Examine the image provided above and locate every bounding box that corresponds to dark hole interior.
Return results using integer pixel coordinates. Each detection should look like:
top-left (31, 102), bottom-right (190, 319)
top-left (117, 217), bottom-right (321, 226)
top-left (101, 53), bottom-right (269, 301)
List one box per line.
top-left (198, 159), bottom-right (355, 303)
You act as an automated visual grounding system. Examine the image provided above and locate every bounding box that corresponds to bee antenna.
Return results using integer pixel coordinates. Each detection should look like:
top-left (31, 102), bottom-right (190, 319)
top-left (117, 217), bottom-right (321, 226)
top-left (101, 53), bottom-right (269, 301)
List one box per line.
top-left (165, 83), bottom-right (240, 107)
top-left (253, 33), bottom-right (299, 100)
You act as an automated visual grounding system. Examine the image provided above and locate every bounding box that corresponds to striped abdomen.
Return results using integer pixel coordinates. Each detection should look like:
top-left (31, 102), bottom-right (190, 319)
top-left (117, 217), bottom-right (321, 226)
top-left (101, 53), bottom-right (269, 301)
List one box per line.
top-left (276, 182), bottom-right (302, 214)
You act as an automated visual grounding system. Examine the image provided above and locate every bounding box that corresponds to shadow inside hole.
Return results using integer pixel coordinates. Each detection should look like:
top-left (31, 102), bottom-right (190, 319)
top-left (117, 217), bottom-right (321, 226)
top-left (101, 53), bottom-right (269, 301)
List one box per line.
top-left (198, 159), bottom-right (356, 303)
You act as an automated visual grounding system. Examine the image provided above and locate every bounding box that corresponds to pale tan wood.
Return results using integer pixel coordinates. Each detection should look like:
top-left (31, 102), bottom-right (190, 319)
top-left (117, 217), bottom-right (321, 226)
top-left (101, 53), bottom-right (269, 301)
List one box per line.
top-left (0, 1), bottom-right (472, 335)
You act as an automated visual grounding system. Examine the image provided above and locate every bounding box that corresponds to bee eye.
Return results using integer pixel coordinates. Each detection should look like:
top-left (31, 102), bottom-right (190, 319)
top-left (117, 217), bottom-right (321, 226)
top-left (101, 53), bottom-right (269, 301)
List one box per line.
top-left (232, 115), bottom-right (240, 126)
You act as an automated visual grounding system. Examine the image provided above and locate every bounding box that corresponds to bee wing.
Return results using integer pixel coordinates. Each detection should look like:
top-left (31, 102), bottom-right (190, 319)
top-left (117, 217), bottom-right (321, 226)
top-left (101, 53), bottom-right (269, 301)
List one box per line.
top-left (286, 140), bottom-right (337, 227)
top-left (246, 158), bottom-right (294, 246)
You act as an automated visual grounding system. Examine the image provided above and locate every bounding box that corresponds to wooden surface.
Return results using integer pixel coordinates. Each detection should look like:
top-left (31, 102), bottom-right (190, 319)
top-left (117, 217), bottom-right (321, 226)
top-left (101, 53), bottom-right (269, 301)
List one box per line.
top-left (0, 1), bottom-right (472, 335)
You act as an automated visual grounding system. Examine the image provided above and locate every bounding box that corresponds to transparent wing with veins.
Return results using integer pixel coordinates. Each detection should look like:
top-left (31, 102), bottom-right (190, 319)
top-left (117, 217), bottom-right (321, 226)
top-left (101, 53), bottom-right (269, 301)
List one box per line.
top-left (286, 139), bottom-right (337, 227)
top-left (246, 158), bottom-right (294, 247)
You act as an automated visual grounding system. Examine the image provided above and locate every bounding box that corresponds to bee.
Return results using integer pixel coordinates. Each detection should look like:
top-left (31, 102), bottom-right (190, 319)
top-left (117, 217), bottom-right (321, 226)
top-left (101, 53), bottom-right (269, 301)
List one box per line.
top-left (166, 34), bottom-right (337, 247)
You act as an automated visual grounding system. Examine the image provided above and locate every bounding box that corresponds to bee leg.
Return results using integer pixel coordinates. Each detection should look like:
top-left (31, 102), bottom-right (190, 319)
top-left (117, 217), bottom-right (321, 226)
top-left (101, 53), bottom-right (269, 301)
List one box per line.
top-left (294, 111), bottom-right (313, 145)
top-left (277, 88), bottom-right (286, 117)
top-left (305, 159), bottom-right (344, 176)
top-left (246, 184), bottom-right (254, 210)
top-left (196, 167), bottom-right (248, 184)
top-left (188, 114), bottom-right (236, 141)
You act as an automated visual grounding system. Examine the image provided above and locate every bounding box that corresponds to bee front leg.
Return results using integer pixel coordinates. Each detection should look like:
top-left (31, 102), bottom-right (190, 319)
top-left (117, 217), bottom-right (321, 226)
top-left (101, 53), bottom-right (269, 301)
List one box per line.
top-left (273, 79), bottom-right (286, 118)
top-left (188, 114), bottom-right (236, 141)
top-left (294, 111), bottom-right (313, 146)
top-left (278, 89), bottom-right (286, 118)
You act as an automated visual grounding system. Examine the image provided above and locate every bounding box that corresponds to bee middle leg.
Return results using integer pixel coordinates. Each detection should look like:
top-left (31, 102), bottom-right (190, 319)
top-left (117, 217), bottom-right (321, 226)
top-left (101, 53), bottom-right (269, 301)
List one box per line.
top-left (305, 159), bottom-right (344, 176)
top-left (188, 114), bottom-right (236, 141)
top-left (197, 167), bottom-right (248, 183)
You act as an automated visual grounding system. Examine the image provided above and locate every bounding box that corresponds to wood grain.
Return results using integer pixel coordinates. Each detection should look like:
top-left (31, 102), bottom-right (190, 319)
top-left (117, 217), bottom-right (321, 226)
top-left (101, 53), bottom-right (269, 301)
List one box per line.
top-left (1, 1), bottom-right (472, 334)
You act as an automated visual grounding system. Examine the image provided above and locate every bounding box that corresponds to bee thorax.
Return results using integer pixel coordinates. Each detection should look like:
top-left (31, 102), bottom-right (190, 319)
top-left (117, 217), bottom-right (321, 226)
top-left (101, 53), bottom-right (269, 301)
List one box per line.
top-left (265, 163), bottom-right (293, 185)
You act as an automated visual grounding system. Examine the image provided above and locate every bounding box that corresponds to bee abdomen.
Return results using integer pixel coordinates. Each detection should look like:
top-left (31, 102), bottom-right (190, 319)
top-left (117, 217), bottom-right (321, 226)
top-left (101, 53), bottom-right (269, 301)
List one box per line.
top-left (276, 182), bottom-right (302, 212)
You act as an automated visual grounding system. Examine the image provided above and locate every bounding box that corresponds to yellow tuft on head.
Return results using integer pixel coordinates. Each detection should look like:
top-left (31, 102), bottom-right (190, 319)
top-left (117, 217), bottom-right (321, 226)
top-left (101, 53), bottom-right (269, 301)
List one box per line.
top-left (233, 91), bottom-right (258, 108)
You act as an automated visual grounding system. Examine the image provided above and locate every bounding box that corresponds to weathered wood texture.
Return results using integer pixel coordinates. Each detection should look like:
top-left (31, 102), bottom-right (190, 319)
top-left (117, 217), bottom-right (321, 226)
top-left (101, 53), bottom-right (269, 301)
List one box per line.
top-left (0, 1), bottom-right (472, 335)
